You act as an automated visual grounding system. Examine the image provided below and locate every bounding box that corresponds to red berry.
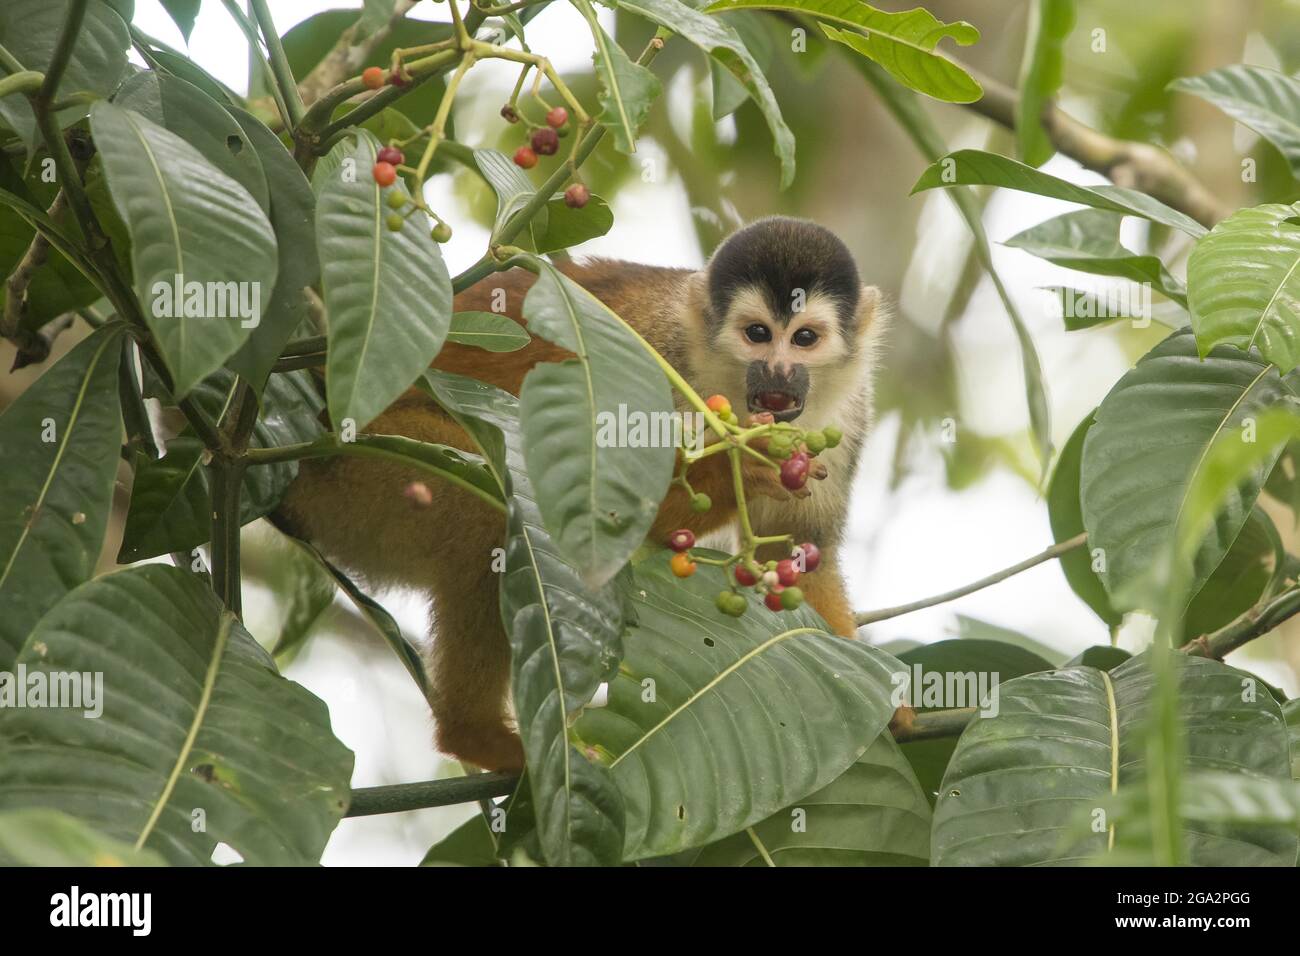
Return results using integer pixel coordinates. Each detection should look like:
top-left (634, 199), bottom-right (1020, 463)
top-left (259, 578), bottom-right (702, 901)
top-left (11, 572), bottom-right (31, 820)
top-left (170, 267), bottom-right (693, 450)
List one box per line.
top-left (734, 565), bottom-right (758, 587)
top-left (780, 452), bottom-right (810, 490)
top-left (377, 146), bottom-right (405, 167)
top-left (793, 542), bottom-right (821, 573)
top-left (531, 126), bottom-right (559, 156)
top-left (776, 559), bottom-right (800, 587)
top-left (667, 529), bottom-right (695, 552)
top-left (546, 106), bottom-right (569, 129)
top-left (564, 183), bottom-right (590, 209)
top-left (362, 67), bottom-right (385, 90)
top-left (513, 146), bottom-right (538, 169)
top-left (372, 161), bottom-right (397, 187)
top-left (764, 586), bottom-right (785, 612)
top-left (705, 394), bottom-right (732, 417)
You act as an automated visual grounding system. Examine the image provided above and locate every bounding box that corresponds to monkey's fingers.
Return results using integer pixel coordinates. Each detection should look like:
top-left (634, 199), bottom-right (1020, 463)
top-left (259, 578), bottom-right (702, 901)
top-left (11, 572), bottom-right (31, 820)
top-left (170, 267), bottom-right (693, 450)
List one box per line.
top-left (810, 459), bottom-right (829, 481)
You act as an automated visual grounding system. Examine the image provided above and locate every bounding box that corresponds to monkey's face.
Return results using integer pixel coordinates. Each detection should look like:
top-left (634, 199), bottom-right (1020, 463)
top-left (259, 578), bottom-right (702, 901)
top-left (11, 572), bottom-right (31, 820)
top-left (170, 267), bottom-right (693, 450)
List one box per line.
top-left (718, 286), bottom-right (854, 422)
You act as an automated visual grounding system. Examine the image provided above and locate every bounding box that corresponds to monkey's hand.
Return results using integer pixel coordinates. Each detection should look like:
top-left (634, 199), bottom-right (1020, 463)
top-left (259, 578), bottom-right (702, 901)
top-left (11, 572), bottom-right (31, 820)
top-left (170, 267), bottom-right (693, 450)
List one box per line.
top-left (741, 413), bottom-right (828, 500)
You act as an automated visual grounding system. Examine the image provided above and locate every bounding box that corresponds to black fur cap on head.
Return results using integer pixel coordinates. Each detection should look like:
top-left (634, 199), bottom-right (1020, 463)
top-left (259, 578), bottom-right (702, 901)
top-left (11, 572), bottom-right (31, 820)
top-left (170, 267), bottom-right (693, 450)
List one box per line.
top-left (705, 217), bottom-right (861, 333)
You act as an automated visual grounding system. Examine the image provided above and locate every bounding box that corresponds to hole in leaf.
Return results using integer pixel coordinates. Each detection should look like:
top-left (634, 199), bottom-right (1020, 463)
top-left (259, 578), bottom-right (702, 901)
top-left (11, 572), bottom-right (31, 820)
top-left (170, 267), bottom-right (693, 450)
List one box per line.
top-left (676, 805), bottom-right (685, 821)
top-left (226, 134), bottom-right (244, 155)
top-left (703, 637), bottom-right (714, 647)
top-left (949, 789), bottom-right (961, 798)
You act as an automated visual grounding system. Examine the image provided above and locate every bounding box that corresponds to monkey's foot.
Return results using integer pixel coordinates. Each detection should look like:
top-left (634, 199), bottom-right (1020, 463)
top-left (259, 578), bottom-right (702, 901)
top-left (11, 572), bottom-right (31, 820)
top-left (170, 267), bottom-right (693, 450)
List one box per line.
top-left (436, 721), bottom-right (526, 773)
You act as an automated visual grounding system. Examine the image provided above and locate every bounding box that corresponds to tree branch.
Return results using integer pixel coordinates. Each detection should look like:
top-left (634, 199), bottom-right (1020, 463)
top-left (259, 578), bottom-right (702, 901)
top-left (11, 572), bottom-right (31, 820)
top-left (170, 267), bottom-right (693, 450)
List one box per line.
top-left (1182, 587), bottom-right (1300, 660)
top-left (855, 532), bottom-right (1088, 627)
top-left (959, 63), bottom-right (1229, 228)
top-left (297, 0), bottom-right (421, 107)
top-left (346, 771), bottom-right (520, 817)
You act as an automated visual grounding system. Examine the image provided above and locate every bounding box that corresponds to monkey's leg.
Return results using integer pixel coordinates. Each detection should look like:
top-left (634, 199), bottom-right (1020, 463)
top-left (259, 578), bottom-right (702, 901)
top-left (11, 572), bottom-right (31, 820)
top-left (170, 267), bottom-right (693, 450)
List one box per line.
top-left (794, 547), bottom-right (858, 637)
top-left (276, 398), bottom-right (523, 772)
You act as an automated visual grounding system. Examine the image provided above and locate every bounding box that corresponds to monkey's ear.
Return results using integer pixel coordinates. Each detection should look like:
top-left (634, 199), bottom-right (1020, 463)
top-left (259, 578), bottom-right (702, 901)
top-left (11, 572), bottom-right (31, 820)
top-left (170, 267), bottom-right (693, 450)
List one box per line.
top-left (685, 270), bottom-right (712, 334)
top-left (855, 284), bottom-right (888, 347)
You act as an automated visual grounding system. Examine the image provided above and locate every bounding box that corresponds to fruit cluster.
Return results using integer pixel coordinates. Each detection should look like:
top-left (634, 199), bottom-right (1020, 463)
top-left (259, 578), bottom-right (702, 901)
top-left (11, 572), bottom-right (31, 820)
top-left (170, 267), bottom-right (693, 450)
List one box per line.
top-left (668, 529), bottom-right (822, 618)
top-left (507, 106), bottom-right (590, 209)
top-left (370, 145), bottom-right (452, 242)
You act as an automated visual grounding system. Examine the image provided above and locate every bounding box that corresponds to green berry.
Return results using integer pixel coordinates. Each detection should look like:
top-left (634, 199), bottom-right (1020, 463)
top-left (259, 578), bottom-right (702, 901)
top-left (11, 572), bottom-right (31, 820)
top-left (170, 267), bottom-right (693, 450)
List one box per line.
top-left (803, 430), bottom-right (827, 454)
top-left (723, 410), bottom-right (739, 425)
top-left (779, 586), bottom-right (804, 610)
top-left (715, 591), bottom-right (733, 614)
top-left (431, 221), bottom-right (453, 243)
top-left (822, 425), bottom-right (842, 448)
top-left (386, 212), bottom-right (404, 232)
top-left (768, 433), bottom-right (793, 457)
top-left (716, 592), bottom-right (747, 617)
top-left (386, 190), bottom-right (407, 210)
top-left (690, 492), bottom-right (712, 513)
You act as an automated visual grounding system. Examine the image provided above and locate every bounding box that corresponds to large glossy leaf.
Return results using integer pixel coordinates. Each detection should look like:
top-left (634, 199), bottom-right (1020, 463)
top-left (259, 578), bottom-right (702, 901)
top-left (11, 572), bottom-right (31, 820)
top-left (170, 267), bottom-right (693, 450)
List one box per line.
top-left (112, 71), bottom-right (270, 210)
top-left (1188, 203), bottom-right (1300, 372)
top-left (474, 147), bottom-right (547, 246)
top-left (421, 370), bottom-right (628, 867)
top-left (705, 0), bottom-right (981, 104)
top-left (0, 0), bottom-right (129, 149)
top-left (519, 262), bottom-right (674, 586)
top-left (1005, 208), bottom-right (1187, 306)
top-left (896, 639), bottom-right (1056, 806)
top-left (619, 0), bottom-right (796, 188)
top-left (536, 193), bottom-right (615, 254)
top-left (1286, 699), bottom-right (1300, 780)
top-left (1047, 413), bottom-right (1121, 625)
top-left (160, 0), bottom-right (201, 41)
top-left (0, 809), bottom-right (167, 866)
top-left (0, 325), bottom-right (125, 668)
top-left (0, 566), bottom-right (354, 865)
top-left (855, 64), bottom-right (1052, 471)
top-left (1016, 0), bottom-right (1074, 166)
top-left (447, 311), bottom-right (530, 353)
top-left (574, 0), bottom-right (661, 154)
top-left (1183, 507), bottom-right (1280, 636)
top-left (932, 654), bottom-right (1298, 866)
top-left (118, 369), bottom-right (324, 561)
top-left (1080, 329), bottom-right (1296, 613)
top-left (670, 734), bottom-right (931, 865)
top-left (317, 132), bottom-right (452, 431)
top-left (912, 149), bottom-right (1208, 238)
top-left (225, 107), bottom-right (321, 393)
top-left (573, 554), bottom-right (903, 860)
top-left (1171, 66), bottom-right (1300, 179)
top-left (90, 101), bottom-right (279, 396)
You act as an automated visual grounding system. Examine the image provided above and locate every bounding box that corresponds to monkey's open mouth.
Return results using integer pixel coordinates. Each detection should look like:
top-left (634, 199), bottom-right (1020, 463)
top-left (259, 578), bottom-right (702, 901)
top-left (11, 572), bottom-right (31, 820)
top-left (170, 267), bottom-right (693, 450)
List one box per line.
top-left (749, 391), bottom-right (804, 422)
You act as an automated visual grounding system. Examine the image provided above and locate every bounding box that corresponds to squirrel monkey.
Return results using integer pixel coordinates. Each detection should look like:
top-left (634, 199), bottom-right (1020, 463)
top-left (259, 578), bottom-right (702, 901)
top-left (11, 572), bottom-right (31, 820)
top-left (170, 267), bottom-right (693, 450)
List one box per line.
top-left (276, 217), bottom-right (885, 771)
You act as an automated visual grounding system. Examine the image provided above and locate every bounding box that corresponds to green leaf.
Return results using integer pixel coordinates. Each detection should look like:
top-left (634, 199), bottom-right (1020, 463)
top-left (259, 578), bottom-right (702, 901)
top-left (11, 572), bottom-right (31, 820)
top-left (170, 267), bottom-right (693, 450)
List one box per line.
top-left (574, 553), bottom-right (903, 860)
top-left (0, 0), bottom-right (129, 149)
top-left (672, 734), bottom-right (931, 865)
top-left (519, 262), bottom-right (675, 586)
top-left (0, 325), bottom-right (125, 669)
top-left (447, 311), bottom-right (530, 353)
top-left (895, 638), bottom-right (1056, 806)
top-left (619, 0), bottom-right (796, 188)
top-left (160, 0), bottom-right (202, 41)
top-left (932, 654), bottom-right (1299, 866)
top-left (1188, 203), bottom-right (1300, 371)
top-left (118, 369), bottom-right (324, 561)
top-left (421, 370), bottom-right (628, 867)
top-left (912, 149), bottom-right (1209, 238)
top-left (576, 0), bottom-right (662, 154)
top-left (1080, 329), bottom-right (1295, 613)
top-left (316, 131), bottom-right (452, 431)
top-left (281, 534), bottom-right (428, 696)
top-left (90, 101), bottom-right (279, 395)
top-left (705, 0), bottom-right (981, 104)
top-left (1065, 645), bottom-right (1132, 670)
top-left (1015, 0), bottom-right (1074, 166)
top-left (1005, 208), bottom-right (1187, 306)
top-left (1047, 412), bottom-right (1121, 625)
top-left (112, 71), bottom-right (270, 210)
top-left (0, 565), bottom-right (355, 865)
top-left (1170, 66), bottom-right (1300, 179)
top-left (0, 809), bottom-right (167, 866)
top-left (536, 192), bottom-right (614, 254)
top-left (421, 812), bottom-right (504, 866)
top-left (473, 147), bottom-right (547, 246)
top-left (225, 107), bottom-right (321, 393)
top-left (1285, 699), bottom-right (1300, 780)
top-left (1183, 507), bottom-right (1280, 636)
top-left (854, 68), bottom-right (1053, 473)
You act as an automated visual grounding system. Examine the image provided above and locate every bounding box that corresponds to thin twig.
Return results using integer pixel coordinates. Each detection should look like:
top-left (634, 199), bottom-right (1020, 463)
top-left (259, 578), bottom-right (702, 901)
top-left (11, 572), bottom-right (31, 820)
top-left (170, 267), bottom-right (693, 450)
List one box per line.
top-left (855, 532), bottom-right (1089, 627)
top-left (248, 0), bottom-right (306, 130)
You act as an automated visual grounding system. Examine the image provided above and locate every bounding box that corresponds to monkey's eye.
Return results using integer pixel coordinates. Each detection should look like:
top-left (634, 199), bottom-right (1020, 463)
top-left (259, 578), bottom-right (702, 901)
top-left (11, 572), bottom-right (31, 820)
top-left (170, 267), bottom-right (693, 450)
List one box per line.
top-left (792, 328), bottom-right (819, 347)
top-left (744, 323), bottom-right (772, 344)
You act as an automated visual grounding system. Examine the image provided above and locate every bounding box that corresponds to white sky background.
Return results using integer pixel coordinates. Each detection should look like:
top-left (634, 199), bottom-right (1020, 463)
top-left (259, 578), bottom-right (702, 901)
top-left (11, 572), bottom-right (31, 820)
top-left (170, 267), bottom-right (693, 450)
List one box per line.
top-left (126, 2), bottom-right (1298, 864)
